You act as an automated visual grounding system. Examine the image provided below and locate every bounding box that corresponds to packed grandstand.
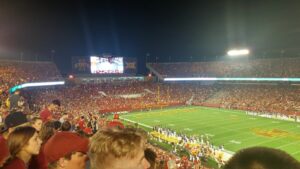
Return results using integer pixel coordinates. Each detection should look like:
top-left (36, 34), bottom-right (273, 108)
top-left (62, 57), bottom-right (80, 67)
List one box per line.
top-left (0, 58), bottom-right (300, 169)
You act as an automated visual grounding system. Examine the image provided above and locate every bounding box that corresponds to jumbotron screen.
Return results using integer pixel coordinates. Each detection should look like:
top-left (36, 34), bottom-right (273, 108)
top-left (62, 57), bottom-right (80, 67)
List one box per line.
top-left (90, 56), bottom-right (124, 74)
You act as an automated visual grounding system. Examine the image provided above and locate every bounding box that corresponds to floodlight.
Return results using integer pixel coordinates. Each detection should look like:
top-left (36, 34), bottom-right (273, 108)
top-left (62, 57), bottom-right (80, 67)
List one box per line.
top-left (227, 49), bottom-right (250, 56)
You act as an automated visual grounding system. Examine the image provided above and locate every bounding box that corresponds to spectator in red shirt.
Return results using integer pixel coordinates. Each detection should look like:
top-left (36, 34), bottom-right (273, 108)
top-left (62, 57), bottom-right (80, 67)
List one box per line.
top-left (40, 100), bottom-right (60, 122)
top-left (2, 126), bottom-right (42, 169)
top-left (77, 116), bottom-right (85, 130)
top-left (108, 114), bottom-right (124, 129)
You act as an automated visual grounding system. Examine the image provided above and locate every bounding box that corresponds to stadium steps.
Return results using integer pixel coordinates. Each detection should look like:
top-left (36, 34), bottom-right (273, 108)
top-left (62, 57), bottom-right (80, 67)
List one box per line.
top-left (203, 89), bottom-right (229, 104)
top-left (146, 63), bottom-right (164, 80)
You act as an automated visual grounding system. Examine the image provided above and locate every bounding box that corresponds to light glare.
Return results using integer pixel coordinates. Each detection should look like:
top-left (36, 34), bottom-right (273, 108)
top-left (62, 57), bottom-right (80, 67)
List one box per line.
top-left (227, 49), bottom-right (250, 56)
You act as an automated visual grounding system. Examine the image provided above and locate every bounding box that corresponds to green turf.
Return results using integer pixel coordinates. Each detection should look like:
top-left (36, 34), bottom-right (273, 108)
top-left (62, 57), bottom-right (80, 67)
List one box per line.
top-left (121, 106), bottom-right (300, 161)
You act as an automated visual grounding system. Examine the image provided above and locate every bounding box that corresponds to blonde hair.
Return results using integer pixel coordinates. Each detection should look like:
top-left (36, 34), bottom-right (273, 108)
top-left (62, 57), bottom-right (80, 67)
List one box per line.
top-left (89, 128), bottom-right (147, 169)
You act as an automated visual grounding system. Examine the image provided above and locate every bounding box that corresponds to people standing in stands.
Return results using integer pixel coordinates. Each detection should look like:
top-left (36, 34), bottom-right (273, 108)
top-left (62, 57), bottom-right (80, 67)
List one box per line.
top-left (107, 114), bottom-right (124, 129)
top-left (40, 100), bottom-right (60, 122)
top-left (8, 89), bottom-right (25, 112)
top-left (2, 126), bottom-right (42, 169)
top-left (59, 113), bottom-right (68, 123)
top-left (77, 115), bottom-right (85, 130)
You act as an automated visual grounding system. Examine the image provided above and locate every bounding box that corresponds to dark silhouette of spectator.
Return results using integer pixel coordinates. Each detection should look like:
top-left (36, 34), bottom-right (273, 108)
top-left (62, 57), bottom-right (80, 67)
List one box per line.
top-left (61, 121), bottom-right (71, 131)
top-left (223, 147), bottom-right (300, 169)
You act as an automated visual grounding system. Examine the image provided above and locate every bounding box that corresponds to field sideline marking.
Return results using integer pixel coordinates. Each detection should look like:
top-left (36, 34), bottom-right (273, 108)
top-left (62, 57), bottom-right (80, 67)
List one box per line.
top-left (122, 106), bottom-right (300, 158)
top-left (291, 150), bottom-right (300, 155)
top-left (121, 116), bottom-right (236, 155)
top-left (120, 117), bottom-right (152, 129)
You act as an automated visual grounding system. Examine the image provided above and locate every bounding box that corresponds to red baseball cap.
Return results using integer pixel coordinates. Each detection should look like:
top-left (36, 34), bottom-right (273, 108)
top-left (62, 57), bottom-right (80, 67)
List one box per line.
top-left (44, 132), bottom-right (89, 163)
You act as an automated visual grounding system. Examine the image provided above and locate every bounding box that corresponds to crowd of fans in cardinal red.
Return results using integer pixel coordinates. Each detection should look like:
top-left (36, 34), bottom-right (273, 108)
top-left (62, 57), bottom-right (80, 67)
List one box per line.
top-left (0, 58), bottom-right (300, 169)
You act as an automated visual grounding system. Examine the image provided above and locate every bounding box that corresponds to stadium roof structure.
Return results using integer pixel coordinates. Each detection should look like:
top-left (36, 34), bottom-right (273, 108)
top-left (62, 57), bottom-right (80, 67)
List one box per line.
top-left (163, 77), bottom-right (300, 82)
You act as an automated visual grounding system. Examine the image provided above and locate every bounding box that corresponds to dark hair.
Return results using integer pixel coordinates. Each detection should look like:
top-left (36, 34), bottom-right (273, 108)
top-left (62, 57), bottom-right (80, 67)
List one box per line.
top-left (53, 121), bottom-right (62, 130)
top-left (145, 148), bottom-right (157, 169)
top-left (223, 147), bottom-right (300, 169)
top-left (39, 121), bottom-right (55, 143)
top-left (61, 121), bottom-right (71, 131)
top-left (51, 100), bottom-right (60, 107)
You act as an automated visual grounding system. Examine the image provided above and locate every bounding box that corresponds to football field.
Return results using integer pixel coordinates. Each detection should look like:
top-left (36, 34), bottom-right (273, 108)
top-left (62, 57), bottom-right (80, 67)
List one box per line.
top-left (121, 106), bottom-right (300, 161)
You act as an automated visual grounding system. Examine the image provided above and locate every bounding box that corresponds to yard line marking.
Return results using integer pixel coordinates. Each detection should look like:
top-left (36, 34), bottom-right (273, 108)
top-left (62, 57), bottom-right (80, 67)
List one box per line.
top-left (276, 140), bottom-right (300, 149)
top-left (291, 150), bottom-right (300, 155)
top-left (205, 133), bottom-right (215, 137)
top-left (229, 140), bottom-right (241, 144)
top-left (184, 128), bottom-right (193, 131)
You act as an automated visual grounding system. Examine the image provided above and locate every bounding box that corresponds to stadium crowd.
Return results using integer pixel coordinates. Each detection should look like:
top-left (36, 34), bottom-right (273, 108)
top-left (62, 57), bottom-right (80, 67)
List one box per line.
top-left (149, 57), bottom-right (300, 77)
top-left (197, 85), bottom-right (300, 116)
top-left (21, 83), bottom-right (299, 118)
top-left (0, 60), bottom-right (62, 108)
top-left (1, 59), bottom-right (300, 169)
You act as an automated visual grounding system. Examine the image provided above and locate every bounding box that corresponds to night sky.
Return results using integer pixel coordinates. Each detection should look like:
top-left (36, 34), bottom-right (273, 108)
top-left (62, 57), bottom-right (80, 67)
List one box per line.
top-left (1, 0), bottom-right (300, 74)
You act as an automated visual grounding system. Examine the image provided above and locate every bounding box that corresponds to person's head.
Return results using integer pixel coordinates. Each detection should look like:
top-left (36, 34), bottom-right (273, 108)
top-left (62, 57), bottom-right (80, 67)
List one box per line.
top-left (48, 99), bottom-right (61, 112)
top-left (223, 147), bottom-right (300, 169)
top-left (14, 89), bottom-right (21, 95)
top-left (144, 148), bottom-right (157, 169)
top-left (31, 117), bottom-right (43, 132)
top-left (0, 112), bottom-right (28, 167)
top-left (62, 113), bottom-right (68, 119)
top-left (53, 121), bottom-right (62, 131)
top-left (61, 121), bottom-right (71, 131)
top-left (39, 121), bottom-right (55, 143)
top-left (44, 132), bottom-right (89, 169)
top-left (7, 126), bottom-right (42, 160)
top-left (89, 128), bottom-right (150, 169)
top-left (2, 111), bottom-right (29, 135)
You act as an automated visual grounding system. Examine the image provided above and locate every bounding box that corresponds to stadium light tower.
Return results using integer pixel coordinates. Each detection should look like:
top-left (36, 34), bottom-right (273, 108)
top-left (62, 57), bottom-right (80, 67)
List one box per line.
top-left (227, 49), bottom-right (250, 57)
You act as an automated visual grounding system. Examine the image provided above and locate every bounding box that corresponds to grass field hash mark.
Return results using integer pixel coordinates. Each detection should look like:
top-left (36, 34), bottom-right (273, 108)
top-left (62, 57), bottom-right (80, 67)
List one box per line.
top-left (229, 140), bottom-right (241, 144)
top-left (184, 128), bottom-right (193, 131)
